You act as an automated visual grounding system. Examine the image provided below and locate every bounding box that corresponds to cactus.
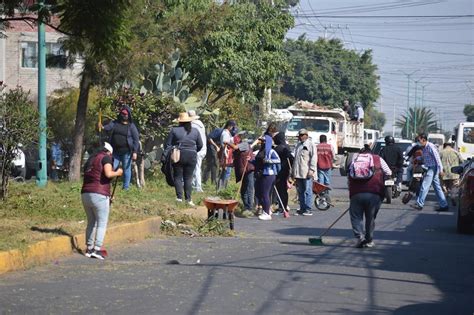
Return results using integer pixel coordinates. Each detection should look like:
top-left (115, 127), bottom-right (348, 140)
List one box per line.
top-left (142, 48), bottom-right (205, 111)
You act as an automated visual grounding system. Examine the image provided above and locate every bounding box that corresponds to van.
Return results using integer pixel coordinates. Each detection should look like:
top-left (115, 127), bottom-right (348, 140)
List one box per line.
top-left (364, 129), bottom-right (380, 146)
top-left (427, 133), bottom-right (445, 148)
top-left (452, 122), bottom-right (474, 161)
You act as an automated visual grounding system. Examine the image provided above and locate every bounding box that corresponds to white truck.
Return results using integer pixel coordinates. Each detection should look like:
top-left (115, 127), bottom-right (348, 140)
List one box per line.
top-left (283, 101), bottom-right (365, 174)
top-left (452, 122), bottom-right (474, 161)
top-left (364, 129), bottom-right (381, 146)
top-left (427, 133), bottom-right (445, 148)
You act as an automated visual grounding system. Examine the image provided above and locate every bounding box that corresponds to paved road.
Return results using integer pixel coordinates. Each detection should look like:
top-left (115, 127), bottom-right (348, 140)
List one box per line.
top-left (1, 174), bottom-right (473, 314)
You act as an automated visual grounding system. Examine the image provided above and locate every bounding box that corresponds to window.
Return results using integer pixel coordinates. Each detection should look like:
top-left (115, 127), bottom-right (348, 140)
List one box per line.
top-left (287, 118), bottom-right (330, 132)
top-left (463, 127), bottom-right (474, 144)
top-left (21, 42), bottom-right (67, 69)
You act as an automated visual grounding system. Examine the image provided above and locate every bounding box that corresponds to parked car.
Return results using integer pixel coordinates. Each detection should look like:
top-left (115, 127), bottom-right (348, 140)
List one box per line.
top-left (371, 138), bottom-right (413, 184)
top-left (452, 159), bottom-right (474, 234)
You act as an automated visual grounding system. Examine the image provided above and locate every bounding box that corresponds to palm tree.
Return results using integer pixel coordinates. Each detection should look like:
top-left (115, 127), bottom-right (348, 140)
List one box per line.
top-left (396, 107), bottom-right (439, 139)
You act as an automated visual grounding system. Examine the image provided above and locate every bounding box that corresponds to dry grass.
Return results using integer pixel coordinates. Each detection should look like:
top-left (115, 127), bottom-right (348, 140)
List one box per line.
top-left (0, 176), bottom-right (235, 251)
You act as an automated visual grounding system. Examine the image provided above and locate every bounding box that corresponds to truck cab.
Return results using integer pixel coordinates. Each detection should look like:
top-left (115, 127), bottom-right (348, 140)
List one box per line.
top-left (285, 101), bottom-right (364, 153)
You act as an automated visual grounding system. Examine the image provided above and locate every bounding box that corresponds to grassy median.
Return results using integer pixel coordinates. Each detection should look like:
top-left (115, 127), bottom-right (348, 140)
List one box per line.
top-left (0, 175), bottom-right (237, 251)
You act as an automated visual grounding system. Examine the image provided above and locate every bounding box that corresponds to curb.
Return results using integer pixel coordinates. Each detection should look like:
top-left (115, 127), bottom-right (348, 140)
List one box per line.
top-left (0, 206), bottom-right (208, 275)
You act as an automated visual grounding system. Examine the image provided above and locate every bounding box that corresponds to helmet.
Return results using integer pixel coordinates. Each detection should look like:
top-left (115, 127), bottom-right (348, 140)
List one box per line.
top-left (385, 135), bottom-right (395, 144)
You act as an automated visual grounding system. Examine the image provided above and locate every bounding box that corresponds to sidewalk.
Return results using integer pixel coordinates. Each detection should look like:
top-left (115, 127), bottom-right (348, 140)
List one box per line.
top-left (0, 206), bottom-right (208, 275)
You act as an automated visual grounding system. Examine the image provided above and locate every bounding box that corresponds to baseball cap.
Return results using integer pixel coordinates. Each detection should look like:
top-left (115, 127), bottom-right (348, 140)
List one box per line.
top-left (298, 128), bottom-right (309, 135)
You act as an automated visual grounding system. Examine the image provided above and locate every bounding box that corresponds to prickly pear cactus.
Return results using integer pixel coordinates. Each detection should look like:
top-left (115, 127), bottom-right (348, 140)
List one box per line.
top-left (142, 48), bottom-right (204, 111)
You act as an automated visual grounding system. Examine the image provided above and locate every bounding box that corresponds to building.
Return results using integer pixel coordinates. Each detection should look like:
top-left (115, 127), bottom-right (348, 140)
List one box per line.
top-left (0, 17), bottom-right (82, 100)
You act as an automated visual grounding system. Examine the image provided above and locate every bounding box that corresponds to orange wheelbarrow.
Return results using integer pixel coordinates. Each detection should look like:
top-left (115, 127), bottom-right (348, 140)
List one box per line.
top-left (312, 181), bottom-right (333, 211)
top-left (203, 197), bottom-right (239, 230)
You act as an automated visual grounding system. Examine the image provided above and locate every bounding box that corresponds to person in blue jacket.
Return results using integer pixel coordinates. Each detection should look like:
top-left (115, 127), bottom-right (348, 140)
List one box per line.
top-left (254, 134), bottom-right (281, 221)
top-left (102, 106), bottom-right (140, 190)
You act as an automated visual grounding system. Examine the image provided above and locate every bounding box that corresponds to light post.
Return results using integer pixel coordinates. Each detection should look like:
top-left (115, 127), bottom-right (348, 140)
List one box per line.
top-left (36, 0), bottom-right (47, 187)
top-left (402, 70), bottom-right (418, 139)
top-left (413, 76), bottom-right (426, 138)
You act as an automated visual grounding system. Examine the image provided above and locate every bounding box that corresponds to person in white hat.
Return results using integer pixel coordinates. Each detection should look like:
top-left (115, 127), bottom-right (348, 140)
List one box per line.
top-left (188, 110), bottom-right (207, 193)
top-left (81, 142), bottom-right (123, 260)
top-left (165, 112), bottom-right (203, 206)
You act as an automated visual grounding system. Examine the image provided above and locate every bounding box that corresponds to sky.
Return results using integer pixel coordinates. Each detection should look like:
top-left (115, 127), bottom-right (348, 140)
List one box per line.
top-left (286, 0), bottom-right (474, 135)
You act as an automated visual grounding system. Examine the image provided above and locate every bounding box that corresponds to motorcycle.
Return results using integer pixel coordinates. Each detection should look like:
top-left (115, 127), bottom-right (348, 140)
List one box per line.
top-left (384, 167), bottom-right (401, 204)
top-left (402, 164), bottom-right (425, 204)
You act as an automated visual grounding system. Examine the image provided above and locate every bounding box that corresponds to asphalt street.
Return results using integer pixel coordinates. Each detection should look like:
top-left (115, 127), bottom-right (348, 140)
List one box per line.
top-left (1, 174), bottom-right (473, 314)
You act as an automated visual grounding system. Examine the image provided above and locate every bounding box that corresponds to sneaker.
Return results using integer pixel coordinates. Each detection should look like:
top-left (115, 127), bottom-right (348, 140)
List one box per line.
top-left (187, 200), bottom-right (196, 207)
top-left (410, 203), bottom-right (423, 211)
top-left (355, 239), bottom-right (365, 248)
top-left (176, 198), bottom-right (183, 202)
top-left (435, 206), bottom-right (449, 212)
top-left (302, 210), bottom-right (314, 216)
top-left (258, 212), bottom-right (272, 221)
top-left (363, 241), bottom-right (375, 248)
top-left (84, 247), bottom-right (94, 258)
top-left (90, 249), bottom-right (107, 260)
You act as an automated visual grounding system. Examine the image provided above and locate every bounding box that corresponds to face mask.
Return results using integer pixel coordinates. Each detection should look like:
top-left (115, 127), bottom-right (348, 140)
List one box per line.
top-left (120, 113), bottom-right (128, 121)
top-left (230, 127), bottom-right (238, 136)
top-left (416, 141), bottom-right (422, 146)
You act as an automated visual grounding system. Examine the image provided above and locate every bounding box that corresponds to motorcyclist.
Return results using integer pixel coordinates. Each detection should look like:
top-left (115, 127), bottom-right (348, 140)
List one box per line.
top-left (380, 136), bottom-right (404, 191)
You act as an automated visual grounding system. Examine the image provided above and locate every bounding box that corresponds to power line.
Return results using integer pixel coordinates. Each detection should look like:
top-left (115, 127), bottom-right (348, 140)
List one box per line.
top-left (294, 14), bottom-right (474, 18)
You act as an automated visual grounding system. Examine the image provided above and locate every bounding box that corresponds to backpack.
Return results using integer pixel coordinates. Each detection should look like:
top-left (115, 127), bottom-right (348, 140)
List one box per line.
top-left (349, 153), bottom-right (375, 180)
top-left (208, 128), bottom-right (223, 145)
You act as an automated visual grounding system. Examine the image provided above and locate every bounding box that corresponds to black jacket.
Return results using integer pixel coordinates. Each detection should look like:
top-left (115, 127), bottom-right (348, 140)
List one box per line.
top-left (273, 132), bottom-right (294, 180)
top-left (380, 144), bottom-right (403, 169)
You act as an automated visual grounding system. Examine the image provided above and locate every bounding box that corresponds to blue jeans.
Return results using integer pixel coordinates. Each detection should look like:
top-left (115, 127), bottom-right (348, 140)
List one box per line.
top-left (349, 193), bottom-right (382, 242)
top-left (82, 193), bottom-right (110, 248)
top-left (113, 151), bottom-right (132, 190)
top-left (317, 169), bottom-right (332, 186)
top-left (416, 166), bottom-right (448, 208)
top-left (218, 167), bottom-right (232, 190)
top-left (296, 178), bottom-right (313, 211)
top-left (241, 171), bottom-right (255, 210)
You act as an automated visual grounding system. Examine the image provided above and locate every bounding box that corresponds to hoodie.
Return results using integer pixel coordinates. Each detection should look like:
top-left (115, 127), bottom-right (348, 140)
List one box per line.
top-left (103, 106), bottom-right (140, 154)
top-left (273, 132), bottom-right (293, 180)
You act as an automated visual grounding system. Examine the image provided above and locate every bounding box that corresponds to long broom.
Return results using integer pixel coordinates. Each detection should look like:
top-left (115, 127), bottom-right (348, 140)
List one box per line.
top-left (308, 207), bottom-right (350, 245)
top-left (273, 185), bottom-right (290, 218)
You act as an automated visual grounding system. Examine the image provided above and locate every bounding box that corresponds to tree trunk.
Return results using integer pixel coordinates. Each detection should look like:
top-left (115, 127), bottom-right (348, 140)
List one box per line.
top-left (68, 73), bottom-right (92, 182)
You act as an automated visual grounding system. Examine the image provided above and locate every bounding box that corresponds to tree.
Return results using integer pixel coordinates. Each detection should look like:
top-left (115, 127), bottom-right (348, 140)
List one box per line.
top-left (365, 109), bottom-right (386, 131)
top-left (395, 107), bottom-right (439, 139)
top-left (463, 104), bottom-right (474, 122)
top-left (282, 36), bottom-right (380, 110)
top-left (181, 1), bottom-right (294, 105)
top-left (57, 0), bottom-right (132, 181)
top-left (0, 85), bottom-right (40, 200)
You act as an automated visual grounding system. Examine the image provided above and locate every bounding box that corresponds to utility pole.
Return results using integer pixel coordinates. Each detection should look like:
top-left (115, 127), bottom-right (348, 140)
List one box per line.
top-left (36, 0), bottom-right (47, 187)
top-left (402, 70), bottom-right (418, 139)
top-left (392, 103), bottom-right (396, 137)
top-left (413, 76), bottom-right (425, 137)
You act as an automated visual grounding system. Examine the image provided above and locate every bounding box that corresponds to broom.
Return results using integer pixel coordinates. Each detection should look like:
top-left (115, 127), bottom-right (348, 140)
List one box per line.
top-left (273, 185), bottom-right (290, 218)
top-left (308, 207), bottom-right (350, 245)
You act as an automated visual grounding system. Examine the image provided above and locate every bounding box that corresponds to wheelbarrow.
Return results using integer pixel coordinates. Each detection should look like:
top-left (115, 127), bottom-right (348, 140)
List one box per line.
top-left (203, 197), bottom-right (239, 230)
top-left (312, 181), bottom-right (333, 211)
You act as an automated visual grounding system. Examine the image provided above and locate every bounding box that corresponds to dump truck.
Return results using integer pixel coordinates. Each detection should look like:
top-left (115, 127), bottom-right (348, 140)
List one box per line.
top-left (283, 101), bottom-right (365, 175)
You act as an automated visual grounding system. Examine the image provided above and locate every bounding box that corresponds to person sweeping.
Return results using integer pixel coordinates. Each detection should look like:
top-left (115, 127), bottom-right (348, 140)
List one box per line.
top-left (81, 142), bottom-right (123, 260)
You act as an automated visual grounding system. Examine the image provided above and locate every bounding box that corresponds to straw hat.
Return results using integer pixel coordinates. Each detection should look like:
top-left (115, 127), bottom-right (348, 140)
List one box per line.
top-left (176, 112), bottom-right (194, 123)
top-left (187, 110), bottom-right (200, 119)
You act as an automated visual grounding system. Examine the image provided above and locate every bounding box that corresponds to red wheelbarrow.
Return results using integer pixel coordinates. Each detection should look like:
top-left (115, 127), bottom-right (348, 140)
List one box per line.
top-left (203, 197), bottom-right (239, 230)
